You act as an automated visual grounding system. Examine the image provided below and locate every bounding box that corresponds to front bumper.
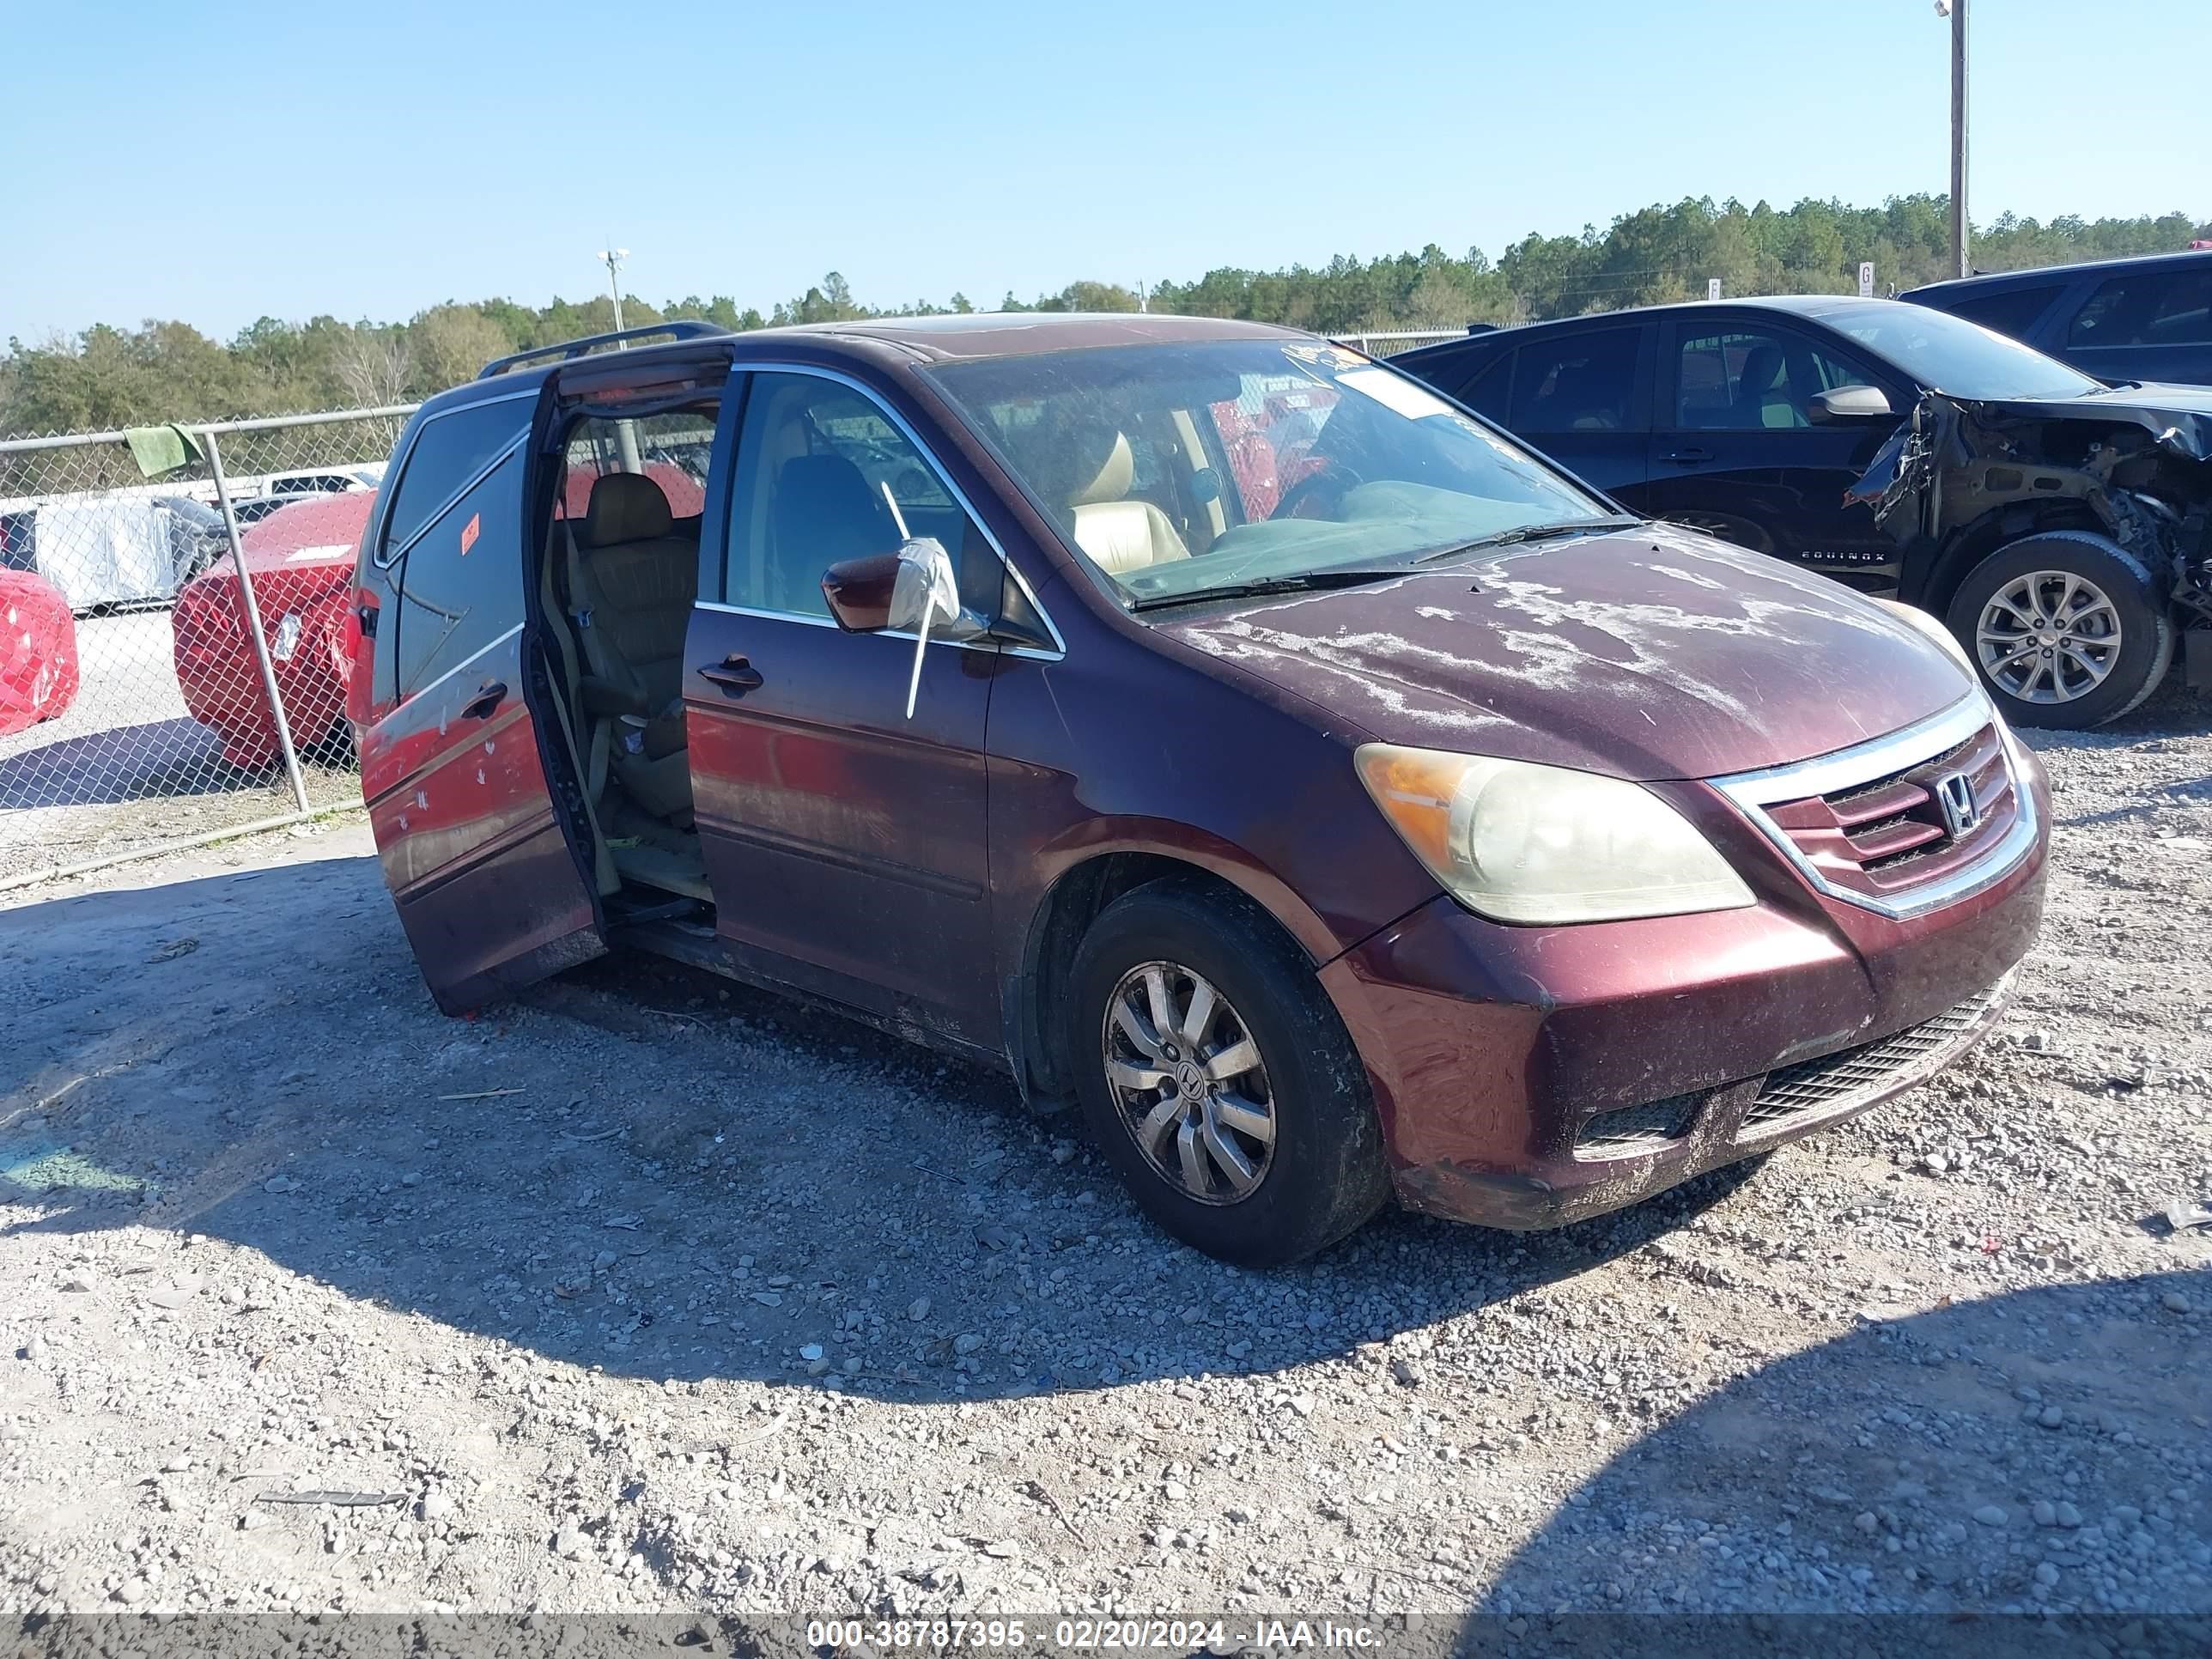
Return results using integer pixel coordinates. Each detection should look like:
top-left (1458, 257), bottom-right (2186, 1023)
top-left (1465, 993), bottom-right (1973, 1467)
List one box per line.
top-left (1317, 716), bottom-right (2050, 1231)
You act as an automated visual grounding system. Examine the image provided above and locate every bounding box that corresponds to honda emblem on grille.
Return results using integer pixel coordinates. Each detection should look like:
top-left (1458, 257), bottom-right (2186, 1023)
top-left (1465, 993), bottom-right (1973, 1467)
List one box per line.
top-left (1936, 771), bottom-right (1980, 837)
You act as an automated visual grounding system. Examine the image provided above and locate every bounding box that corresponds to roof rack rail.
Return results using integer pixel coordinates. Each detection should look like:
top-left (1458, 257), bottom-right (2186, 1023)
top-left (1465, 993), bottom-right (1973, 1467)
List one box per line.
top-left (476, 321), bottom-right (734, 380)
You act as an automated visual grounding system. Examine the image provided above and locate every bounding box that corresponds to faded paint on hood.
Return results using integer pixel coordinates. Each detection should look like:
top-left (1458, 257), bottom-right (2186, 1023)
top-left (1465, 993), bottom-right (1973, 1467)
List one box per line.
top-left (1158, 525), bottom-right (1974, 781)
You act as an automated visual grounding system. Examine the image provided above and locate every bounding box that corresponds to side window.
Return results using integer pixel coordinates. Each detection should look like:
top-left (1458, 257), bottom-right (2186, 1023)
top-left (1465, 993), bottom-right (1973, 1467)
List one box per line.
top-left (1673, 329), bottom-right (1869, 430)
top-left (380, 398), bottom-right (532, 558)
top-left (393, 446), bottom-right (525, 696)
top-left (1510, 329), bottom-right (1641, 433)
top-left (1462, 352), bottom-right (1513, 422)
top-left (723, 374), bottom-right (994, 619)
top-left (2069, 269), bottom-right (2212, 348)
top-left (1948, 285), bottom-right (2064, 340)
top-left (561, 411), bottom-right (716, 525)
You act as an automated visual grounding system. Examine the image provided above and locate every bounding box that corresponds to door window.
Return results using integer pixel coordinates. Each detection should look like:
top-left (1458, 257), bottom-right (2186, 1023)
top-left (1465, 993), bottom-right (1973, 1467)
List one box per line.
top-left (722, 374), bottom-right (995, 619)
top-left (2068, 268), bottom-right (2212, 348)
top-left (1460, 352), bottom-right (1512, 421)
top-left (392, 446), bottom-right (525, 696)
top-left (380, 398), bottom-right (532, 558)
top-left (1673, 329), bottom-right (1869, 430)
top-left (1509, 329), bottom-right (1641, 433)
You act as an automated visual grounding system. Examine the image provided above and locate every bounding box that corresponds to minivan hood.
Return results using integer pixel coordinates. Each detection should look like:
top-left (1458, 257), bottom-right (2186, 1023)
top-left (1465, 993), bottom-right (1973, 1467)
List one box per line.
top-left (1158, 526), bottom-right (1976, 781)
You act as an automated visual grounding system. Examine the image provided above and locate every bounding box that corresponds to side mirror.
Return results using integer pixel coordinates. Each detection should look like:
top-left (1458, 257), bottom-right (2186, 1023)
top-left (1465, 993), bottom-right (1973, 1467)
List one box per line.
top-left (1809, 384), bottom-right (1895, 423)
top-left (821, 550), bottom-right (902, 633)
top-left (820, 537), bottom-right (986, 718)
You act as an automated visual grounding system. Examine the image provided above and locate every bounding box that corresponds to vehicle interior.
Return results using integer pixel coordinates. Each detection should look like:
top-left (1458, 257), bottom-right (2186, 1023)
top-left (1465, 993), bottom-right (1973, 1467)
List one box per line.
top-left (532, 404), bottom-right (720, 915)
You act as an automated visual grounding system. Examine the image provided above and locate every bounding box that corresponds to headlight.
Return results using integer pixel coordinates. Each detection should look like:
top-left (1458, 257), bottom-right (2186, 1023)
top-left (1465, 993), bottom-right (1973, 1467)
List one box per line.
top-left (1876, 598), bottom-right (1975, 677)
top-left (1354, 744), bottom-right (1756, 925)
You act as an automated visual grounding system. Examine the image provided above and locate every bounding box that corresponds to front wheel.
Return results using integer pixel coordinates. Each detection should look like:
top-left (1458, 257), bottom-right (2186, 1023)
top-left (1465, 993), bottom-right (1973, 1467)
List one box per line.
top-left (1945, 531), bottom-right (2173, 729)
top-left (1065, 881), bottom-right (1389, 1267)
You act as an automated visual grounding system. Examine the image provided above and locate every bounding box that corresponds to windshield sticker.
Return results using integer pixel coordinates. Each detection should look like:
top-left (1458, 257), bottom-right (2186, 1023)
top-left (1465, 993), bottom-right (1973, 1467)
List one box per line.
top-left (1281, 342), bottom-right (1366, 374)
top-left (1337, 367), bottom-right (1456, 423)
top-left (460, 513), bottom-right (481, 556)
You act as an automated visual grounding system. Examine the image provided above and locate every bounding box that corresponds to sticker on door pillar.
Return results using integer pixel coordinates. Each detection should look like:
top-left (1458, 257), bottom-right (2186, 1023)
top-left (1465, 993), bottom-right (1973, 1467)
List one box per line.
top-left (460, 513), bottom-right (481, 556)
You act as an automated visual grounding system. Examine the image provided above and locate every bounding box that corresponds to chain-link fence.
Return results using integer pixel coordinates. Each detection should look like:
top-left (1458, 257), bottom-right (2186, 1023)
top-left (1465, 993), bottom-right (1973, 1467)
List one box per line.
top-left (0, 407), bottom-right (414, 888)
top-left (1333, 329), bottom-right (1464, 357)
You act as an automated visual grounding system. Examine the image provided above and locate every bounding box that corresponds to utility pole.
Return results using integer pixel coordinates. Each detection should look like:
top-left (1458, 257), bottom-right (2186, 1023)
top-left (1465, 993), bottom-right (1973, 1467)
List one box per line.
top-left (598, 245), bottom-right (629, 332)
top-left (597, 243), bottom-right (641, 473)
top-left (1938, 0), bottom-right (1970, 278)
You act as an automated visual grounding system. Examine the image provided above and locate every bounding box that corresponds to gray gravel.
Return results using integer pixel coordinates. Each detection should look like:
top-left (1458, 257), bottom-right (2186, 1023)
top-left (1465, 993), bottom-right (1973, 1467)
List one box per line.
top-left (2, 682), bottom-right (2208, 1623)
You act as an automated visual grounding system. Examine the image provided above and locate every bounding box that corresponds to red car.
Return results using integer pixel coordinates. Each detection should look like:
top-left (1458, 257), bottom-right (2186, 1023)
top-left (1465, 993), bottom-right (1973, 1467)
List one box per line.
top-left (173, 492), bottom-right (375, 769)
top-left (349, 318), bottom-right (2049, 1266)
top-left (0, 568), bottom-right (79, 737)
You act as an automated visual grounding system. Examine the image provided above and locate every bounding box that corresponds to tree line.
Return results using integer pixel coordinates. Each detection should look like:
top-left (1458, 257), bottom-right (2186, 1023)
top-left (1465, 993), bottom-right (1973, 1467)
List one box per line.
top-left (4, 193), bottom-right (2205, 439)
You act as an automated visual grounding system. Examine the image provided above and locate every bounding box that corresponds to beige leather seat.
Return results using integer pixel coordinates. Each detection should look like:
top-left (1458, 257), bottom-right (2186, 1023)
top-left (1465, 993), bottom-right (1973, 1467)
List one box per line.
top-left (1065, 430), bottom-right (1191, 576)
top-left (566, 472), bottom-right (696, 822)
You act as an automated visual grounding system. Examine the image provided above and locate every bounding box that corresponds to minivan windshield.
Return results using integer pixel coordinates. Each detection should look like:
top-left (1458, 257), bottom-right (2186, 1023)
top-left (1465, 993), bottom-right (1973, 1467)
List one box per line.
top-left (1809, 301), bottom-right (2104, 401)
top-left (925, 338), bottom-right (1617, 606)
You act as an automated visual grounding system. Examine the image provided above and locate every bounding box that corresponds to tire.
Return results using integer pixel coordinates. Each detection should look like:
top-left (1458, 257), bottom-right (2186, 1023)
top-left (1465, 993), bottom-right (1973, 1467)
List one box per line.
top-left (1944, 530), bottom-right (2173, 729)
top-left (1065, 879), bottom-right (1390, 1267)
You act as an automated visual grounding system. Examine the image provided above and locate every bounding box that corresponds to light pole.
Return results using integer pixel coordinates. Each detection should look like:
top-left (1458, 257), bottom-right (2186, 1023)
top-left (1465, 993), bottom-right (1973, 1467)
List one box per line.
top-left (598, 245), bottom-right (629, 332)
top-left (1936, 0), bottom-right (1969, 278)
top-left (596, 244), bottom-right (642, 472)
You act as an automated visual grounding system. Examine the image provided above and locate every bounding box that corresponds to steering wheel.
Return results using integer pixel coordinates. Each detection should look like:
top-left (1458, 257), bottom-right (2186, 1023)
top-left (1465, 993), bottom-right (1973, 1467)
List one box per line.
top-left (1270, 459), bottom-right (1360, 521)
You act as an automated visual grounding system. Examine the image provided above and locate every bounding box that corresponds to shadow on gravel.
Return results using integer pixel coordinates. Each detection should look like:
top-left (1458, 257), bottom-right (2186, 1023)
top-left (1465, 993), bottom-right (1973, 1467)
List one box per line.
top-left (0, 850), bottom-right (1764, 1406)
top-left (0, 715), bottom-right (250, 810)
top-left (1473, 1269), bottom-right (2209, 1640)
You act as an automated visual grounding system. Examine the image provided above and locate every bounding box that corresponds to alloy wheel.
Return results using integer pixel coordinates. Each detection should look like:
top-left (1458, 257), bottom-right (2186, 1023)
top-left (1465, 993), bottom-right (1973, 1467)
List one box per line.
top-left (1974, 568), bottom-right (2121, 705)
top-left (1100, 961), bottom-right (1277, 1206)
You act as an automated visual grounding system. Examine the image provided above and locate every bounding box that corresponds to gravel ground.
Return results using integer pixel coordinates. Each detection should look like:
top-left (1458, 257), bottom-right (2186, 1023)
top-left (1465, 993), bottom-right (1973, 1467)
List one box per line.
top-left (2, 682), bottom-right (2208, 1638)
top-left (0, 611), bottom-right (352, 886)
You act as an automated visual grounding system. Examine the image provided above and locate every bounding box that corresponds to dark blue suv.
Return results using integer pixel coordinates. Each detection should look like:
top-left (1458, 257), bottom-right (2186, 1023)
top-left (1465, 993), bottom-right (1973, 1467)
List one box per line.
top-left (1903, 251), bottom-right (2212, 387)
top-left (1395, 296), bottom-right (2212, 728)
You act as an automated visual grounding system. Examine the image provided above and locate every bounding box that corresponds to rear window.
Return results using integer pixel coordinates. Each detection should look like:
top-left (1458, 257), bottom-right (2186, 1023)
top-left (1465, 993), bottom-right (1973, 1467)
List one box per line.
top-left (382, 398), bottom-right (531, 557)
top-left (1945, 285), bottom-right (2065, 340)
top-left (2068, 266), bottom-right (2212, 349)
top-left (1509, 328), bottom-right (1642, 432)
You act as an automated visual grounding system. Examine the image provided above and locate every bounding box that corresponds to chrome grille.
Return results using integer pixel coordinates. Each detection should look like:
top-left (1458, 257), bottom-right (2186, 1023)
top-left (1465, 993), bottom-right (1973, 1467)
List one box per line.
top-left (1711, 696), bottom-right (2039, 922)
top-left (1763, 721), bottom-right (2014, 902)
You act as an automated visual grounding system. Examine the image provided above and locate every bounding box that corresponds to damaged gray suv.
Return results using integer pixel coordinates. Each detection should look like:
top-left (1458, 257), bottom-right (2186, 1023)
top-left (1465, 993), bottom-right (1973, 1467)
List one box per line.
top-left (1398, 295), bottom-right (2212, 727)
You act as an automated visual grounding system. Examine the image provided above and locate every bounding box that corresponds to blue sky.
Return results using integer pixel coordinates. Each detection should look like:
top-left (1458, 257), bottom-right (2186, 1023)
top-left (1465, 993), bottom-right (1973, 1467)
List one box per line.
top-left (8, 0), bottom-right (2208, 342)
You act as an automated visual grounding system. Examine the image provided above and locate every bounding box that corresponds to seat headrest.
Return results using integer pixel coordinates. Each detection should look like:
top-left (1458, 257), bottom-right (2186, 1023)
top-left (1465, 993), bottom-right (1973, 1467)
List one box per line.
top-left (1739, 344), bottom-right (1786, 395)
top-left (581, 471), bottom-right (675, 548)
top-left (771, 453), bottom-right (898, 562)
top-left (1068, 430), bottom-right (1134, 507)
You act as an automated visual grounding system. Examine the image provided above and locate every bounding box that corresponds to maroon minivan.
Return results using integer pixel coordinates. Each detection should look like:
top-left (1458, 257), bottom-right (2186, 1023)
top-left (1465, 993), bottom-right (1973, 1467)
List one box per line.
top-left (349, 315), bottom-right (2048, 1265)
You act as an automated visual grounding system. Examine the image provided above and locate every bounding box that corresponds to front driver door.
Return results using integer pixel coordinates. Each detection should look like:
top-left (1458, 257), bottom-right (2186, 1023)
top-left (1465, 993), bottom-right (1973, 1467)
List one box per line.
top-left (1644, 319), bottom-right (1903, 580)
top-left (684, 368), bottom-right (1004, 1049)
top-left (360, 386), bottom-right (605, 1012)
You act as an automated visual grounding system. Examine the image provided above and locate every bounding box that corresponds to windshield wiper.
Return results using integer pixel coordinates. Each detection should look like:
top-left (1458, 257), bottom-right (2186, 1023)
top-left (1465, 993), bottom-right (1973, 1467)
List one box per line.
top-left (1414, 515), bottom-right (1644, 562)
top-left (1127, 568), bottom-right (1416, 612)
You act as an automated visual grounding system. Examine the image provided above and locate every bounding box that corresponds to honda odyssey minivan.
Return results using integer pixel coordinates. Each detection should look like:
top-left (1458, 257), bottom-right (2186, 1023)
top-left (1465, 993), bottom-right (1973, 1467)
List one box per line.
top-left (349, 314), bottom-right (2049, 1266)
